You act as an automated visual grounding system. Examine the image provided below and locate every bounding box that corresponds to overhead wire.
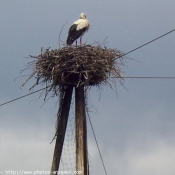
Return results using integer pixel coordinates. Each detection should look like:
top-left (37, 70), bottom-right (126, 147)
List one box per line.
top-left (118, 76), bottom-right (175, 79)
top-left (1, 27), bottom-right (175, 175)
top-left (120, 28), bottom-right (175, 57)
top-left (1, 28), bottom-right (175, 107)
top-left (87, 111), bottom-right (108, 175)
top-left (87, 28), bottom-right (175, 174)
top-left (0, 87), bottom-right (48, 107)
top-left (1, 77), bottom-right (175, 107)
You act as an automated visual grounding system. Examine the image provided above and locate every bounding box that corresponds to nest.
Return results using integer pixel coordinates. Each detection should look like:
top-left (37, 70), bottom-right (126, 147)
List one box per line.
top-left (21, 44), bottom-right (124, 96)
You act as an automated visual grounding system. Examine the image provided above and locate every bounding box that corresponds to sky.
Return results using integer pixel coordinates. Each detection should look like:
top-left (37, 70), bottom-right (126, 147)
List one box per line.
top-left (1, 0), bottom-right (175, 175)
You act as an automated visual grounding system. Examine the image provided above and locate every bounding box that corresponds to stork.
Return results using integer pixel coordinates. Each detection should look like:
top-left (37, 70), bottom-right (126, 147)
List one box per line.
top-left (67, 13), bottom-right (90, 45)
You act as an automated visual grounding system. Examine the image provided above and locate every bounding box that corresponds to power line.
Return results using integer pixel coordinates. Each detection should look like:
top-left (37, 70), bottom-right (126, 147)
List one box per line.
top-left (1, 28), bottom-right (175, 107)
top-left (120, 28), bottom-right (175, 57)
top-left (87, 111), bottom-right (108, 175)
top-left (0, 87), bottom-right (48, 107)
top-left (1, 27), bottom-right (174, 175)
top-left (120, 76), bottom-right (175, 79)
top-left (1, 76), bottom-right (175, 107)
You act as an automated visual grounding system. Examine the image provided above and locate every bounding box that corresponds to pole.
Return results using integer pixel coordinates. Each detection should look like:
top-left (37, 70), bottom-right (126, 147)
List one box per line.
top-left (50, 86), bottom-right (73, 175)
top-left (75, 86), bottom-right (88, 175)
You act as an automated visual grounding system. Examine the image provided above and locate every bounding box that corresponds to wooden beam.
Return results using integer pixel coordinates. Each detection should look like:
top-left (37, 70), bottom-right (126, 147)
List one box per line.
top-left (50, 86), bottom-right (73, 175)
top-left (75, 86), bottom-right (88, 175)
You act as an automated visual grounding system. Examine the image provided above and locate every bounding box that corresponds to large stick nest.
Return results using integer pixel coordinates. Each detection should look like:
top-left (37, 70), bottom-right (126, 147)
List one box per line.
top-left (21, 44), bottom-right (124, 95)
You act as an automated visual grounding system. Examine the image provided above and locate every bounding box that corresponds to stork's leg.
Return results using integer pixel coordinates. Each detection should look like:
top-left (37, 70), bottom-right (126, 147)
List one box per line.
top-left (76, 40), bottom-right (77, 46)
top-left (80, 36), bottom-right (82, 46)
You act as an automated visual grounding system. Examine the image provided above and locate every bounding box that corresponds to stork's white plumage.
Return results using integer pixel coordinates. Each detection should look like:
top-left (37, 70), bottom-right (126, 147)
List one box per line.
top-left (67, 13), bottom-right (90, 45)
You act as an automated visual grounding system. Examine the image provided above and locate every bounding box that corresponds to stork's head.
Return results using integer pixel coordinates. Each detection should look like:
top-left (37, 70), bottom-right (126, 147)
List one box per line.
top-left (80, 13), bottom-right (86, 19)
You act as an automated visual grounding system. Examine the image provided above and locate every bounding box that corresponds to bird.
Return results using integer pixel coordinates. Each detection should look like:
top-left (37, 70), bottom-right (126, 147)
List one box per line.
top-left (67, 13), bottom-right (90, 45)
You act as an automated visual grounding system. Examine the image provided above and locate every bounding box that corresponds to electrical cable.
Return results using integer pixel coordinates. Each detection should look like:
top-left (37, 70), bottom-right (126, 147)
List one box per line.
top-left (87, 111), bottom-right (108, 175)
top-left (118, 76), bottom-right (175, 79)
top-left (1, 28), bottom-right (175, 175)
top-left (120, 28), bottom-right (175, 57)
top-left (0, 87), bottom-right (48, 107)
top-left (1, 76), bottom-right (175, 107)
top-left (1, 28), bottom-right (175, 107)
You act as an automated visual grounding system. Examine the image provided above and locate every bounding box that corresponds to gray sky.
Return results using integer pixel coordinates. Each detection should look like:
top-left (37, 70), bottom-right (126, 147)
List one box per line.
top-left (1, 1), bottom-right (175, 175)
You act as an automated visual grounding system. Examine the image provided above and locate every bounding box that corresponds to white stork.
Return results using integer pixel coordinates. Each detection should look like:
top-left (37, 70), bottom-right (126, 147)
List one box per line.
top-left (67, 13), bottom-right (90, 45)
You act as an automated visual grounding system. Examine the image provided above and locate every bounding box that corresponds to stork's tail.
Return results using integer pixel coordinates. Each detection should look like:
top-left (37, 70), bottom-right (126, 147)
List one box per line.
top-left (66, 37), bottom-right (73, 45)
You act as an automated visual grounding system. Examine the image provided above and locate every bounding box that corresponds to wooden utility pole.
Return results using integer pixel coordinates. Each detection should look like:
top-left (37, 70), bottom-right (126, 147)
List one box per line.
top-left (75, 86), bottom-right (88, 175)
top-left (50, 86), bottom-right (73, 175)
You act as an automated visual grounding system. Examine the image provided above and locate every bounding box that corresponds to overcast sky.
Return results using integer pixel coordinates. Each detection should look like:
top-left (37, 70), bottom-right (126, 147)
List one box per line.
top-left (1, 1), bottom-right (175, 175)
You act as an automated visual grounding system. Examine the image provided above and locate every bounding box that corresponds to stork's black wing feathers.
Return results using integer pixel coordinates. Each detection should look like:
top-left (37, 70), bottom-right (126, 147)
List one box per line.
top-left (67, 24), bottom-right (86, 45)
top-left (68, 24), bottom-right (77, 35)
